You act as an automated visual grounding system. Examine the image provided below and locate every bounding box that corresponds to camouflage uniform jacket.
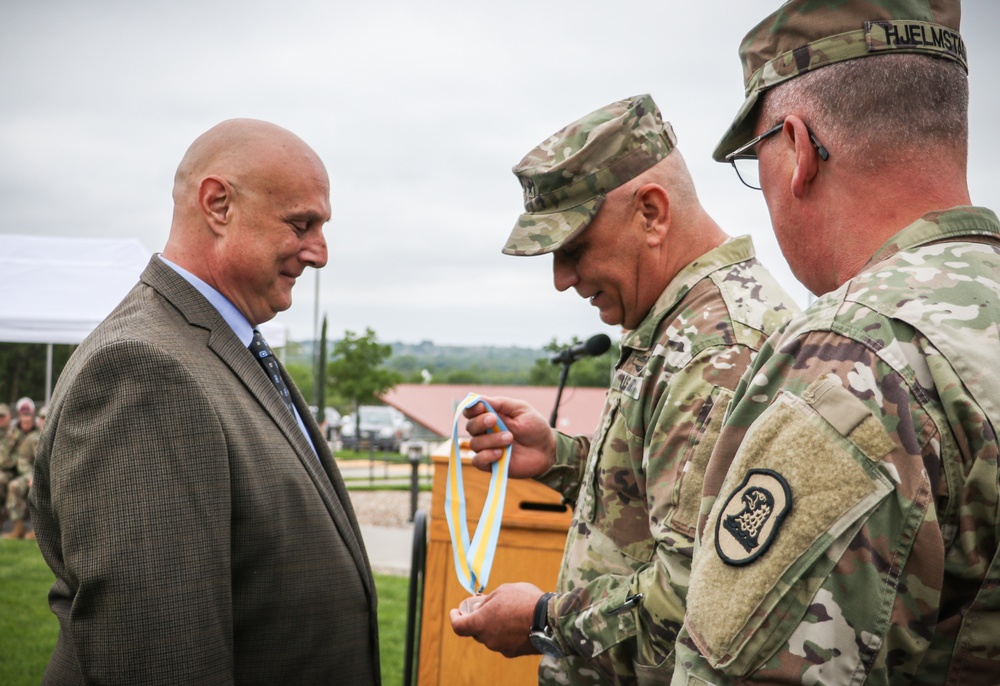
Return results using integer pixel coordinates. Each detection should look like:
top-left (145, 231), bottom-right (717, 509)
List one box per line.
top-left (0, 424), bottom-right (17, 473)
top-left (15, 425), bottom-right (39, 479)
top-left (673, 207), bottom-right (1000, 685)
top-left (535, 235), bottom-right (797, 686)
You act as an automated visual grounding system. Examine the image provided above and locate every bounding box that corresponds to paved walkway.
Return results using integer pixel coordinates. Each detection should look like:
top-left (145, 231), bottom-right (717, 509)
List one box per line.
top-left (359, 523), bottom-right (417, 576)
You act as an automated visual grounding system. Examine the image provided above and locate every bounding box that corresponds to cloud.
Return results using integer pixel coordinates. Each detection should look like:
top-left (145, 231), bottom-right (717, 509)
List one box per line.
top-left (3, 1), bottom-right (997, 346)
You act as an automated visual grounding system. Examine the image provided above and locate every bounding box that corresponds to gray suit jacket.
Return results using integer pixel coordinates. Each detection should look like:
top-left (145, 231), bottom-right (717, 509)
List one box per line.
top-left (30, 257), bottom-right (380, 685)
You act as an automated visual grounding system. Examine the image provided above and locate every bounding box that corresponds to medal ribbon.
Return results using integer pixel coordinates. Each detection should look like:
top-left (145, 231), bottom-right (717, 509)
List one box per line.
top-left (445, 392), bottom-right (511, 594)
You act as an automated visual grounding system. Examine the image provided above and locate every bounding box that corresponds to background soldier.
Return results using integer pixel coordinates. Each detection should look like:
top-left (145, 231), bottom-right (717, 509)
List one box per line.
top-left (674, 1), bottom-right (1000, 684)
top-left (4, 404), bottom-right (44, 540)
top-left (0, 403), bottom-right (15, 530)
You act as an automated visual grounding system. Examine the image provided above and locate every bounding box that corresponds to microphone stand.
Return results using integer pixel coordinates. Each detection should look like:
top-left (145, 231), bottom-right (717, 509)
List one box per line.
top-left (548, 333), bottom-right (612, 428)
top-left (549, 360), bottom-right (573, 428)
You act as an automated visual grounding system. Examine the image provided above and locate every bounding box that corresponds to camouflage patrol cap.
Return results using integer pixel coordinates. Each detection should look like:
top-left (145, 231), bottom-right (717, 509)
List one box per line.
top-left (713, 0), bottom-right (966, 161)
top-left (0, 403), bottom-right (8, 417)
top-left (503, 94), bottom-right (677, 257)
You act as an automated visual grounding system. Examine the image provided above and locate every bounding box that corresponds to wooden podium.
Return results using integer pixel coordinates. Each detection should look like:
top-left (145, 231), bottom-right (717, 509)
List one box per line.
top-left (417, 441), bottom-right (572, 685)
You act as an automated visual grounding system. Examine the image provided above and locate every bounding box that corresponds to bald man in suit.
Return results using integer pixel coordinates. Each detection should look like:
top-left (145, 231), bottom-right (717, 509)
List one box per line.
top-left (30, 120), bottom-right (380, 685)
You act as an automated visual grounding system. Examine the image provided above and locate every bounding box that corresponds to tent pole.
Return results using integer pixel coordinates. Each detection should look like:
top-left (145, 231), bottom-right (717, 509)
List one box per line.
top-left (45, 343), bottom-right (54, 406)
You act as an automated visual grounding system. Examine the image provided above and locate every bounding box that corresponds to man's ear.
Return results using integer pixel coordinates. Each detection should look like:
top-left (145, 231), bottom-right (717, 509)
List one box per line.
top-left (635, 183), bottom-right (670, 247)
top-left (785, 116), bottom-right (820, 199)
top-left (199, 176), bottom-right (233, 235)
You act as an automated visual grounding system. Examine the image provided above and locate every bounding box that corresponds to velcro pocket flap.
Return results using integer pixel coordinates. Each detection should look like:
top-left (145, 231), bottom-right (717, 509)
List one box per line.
top-left (671, 385), bottom-right (734, 536)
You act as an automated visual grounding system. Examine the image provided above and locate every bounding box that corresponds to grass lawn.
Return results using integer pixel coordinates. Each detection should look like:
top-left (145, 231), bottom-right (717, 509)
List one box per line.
top-left (0, 540), bottom-right (410, 685)
top-left (0, 540), bottom-right (58, 682)
top-left (336, 448), bottom-right (408, 462)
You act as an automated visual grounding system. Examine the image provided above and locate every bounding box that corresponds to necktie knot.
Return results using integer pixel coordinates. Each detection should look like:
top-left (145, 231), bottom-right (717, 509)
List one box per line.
top-left (250, 329), bottom-right (294, 415)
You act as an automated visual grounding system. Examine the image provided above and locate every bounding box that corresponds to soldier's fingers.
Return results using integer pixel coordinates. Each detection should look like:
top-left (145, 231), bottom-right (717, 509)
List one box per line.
top-left (449, 608), bottom-right (468, 633)
top-left (449, 608), bottom-right (481, 638)
top-left (470, 448), bottom-right (507, 471)
top-left (464, 411), bottom-right (497, 437)
top-left (468, 429), bottom-right (511, 454)
top-left (462, 401), bottom-right (489, 420)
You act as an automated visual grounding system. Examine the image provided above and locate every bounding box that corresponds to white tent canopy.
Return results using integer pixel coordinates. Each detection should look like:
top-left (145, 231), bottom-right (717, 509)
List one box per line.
top-left (4, 235), bottom-right (152, 345)
top-left (3, 234), bottom-right (287, 348)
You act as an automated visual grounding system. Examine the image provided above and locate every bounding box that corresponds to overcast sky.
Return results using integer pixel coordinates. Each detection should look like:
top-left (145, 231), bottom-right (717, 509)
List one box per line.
top-left (4, 1), bottom-right (998, 348)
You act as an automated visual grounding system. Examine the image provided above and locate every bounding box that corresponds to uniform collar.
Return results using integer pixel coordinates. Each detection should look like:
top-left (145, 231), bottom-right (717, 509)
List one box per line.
top-left (622, 235), bottom-right (756, 353)
top-left (865, 206), bottom-right (1000, 269)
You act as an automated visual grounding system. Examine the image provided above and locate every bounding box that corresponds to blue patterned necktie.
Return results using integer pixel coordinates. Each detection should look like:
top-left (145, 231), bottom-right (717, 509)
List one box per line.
top-left (250, 329), bottom-right (294, 415)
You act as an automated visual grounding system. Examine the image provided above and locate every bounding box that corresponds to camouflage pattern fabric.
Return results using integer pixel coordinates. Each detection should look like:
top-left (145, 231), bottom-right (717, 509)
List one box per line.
top-left (0, 473), bottom-right (12, 522)
top-left (713, 0), bottom-right (965, 160)
top-left (0, 425), bottom-right (22, 520)
top-left (673, 206), bottom-right (1000, 685)
top-left (504, 94), bottom-right (677, 257)
top-left (534, 236), bottom-right (797, 685)
top-left (0, 424), bottom-right (17, 472)
top-left (7, 427), bottom-right (39, 522)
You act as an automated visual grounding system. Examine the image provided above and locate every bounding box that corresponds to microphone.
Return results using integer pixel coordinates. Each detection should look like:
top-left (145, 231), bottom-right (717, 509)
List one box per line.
top-left (549, 333), bottom-right (612, 365)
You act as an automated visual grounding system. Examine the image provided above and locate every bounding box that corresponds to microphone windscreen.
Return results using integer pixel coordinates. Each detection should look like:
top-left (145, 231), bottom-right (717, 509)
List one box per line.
top-left (584, 333), bottom-right (611, 357)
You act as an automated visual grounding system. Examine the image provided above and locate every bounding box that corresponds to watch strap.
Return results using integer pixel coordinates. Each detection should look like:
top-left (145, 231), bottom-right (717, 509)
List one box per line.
top-left (532, 592), bottom-right (556, 633)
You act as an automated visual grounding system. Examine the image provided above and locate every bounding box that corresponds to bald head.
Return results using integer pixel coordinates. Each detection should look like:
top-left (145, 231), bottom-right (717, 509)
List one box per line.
top-left (172, 119), bottom-right (324, 211)
top-left (163, 119), bottom-right (331, 325)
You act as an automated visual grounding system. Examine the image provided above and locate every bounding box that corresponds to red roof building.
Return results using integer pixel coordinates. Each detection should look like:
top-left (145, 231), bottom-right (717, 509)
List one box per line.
top-left (381, 383), bottom-right (608, 440)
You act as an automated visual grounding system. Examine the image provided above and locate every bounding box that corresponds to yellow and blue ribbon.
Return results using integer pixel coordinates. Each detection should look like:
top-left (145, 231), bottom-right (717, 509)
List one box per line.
top-left (445, 392), bottom-right (511, 595)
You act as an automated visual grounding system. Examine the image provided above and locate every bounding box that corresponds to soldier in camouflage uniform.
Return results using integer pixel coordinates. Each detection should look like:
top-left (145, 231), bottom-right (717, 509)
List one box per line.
top-left (0, 403), bottom-right (16, 528)
top-left (673, 1), bottom-right (1000, 684)
top-left (4, 398), bottom-right (39, 538)
top-left (4, 404), bottom-right (43, 540)
top-left (450, 94), bottom-right (797, 685)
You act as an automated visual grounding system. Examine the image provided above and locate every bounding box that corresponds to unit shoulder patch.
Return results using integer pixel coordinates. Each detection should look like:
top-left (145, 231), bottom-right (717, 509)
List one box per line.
top-left (715, 469), bottom-right (792, 566)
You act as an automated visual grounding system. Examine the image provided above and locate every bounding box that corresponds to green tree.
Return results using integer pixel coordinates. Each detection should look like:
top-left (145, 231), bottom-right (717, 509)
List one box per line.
top-left (0, 343), bottom-right (75, 405)
top-left (527, 337), bottom-right (618, 388)
top-left (282, 339), bottom-right (315, 402)
top-left (285, 361), bottom-right (313, 402)
top-left (326, 327), bottom-right (401, 443)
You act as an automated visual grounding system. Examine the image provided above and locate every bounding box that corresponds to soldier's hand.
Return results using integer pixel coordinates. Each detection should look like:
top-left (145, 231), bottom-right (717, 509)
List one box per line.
top-left (463, 396), bottom-right (556, 478)
top-left (449, 582), bottom-right (543, 658)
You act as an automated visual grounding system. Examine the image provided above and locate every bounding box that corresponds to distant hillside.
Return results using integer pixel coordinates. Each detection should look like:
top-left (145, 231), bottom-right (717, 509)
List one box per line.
top-left (287, 339), bottom-right (548, 386)
top-left (287, 337), bottom-right (618, 387)
top-left (386, 340), bottom-right (546, 385)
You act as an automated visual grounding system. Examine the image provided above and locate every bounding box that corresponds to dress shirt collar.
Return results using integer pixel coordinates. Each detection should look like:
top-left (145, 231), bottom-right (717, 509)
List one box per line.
top-left (157, 254), bottom-right (254, 347)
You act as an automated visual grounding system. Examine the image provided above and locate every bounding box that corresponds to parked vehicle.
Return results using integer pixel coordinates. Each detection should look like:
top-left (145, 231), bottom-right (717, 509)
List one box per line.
top-left (340, 405), bottom-right (412, 452)
top-left (310, 406), bottom-right (343, 442)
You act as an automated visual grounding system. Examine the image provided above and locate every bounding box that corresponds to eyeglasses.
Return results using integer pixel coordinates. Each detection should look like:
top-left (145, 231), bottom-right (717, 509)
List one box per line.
top-left (726, 123), bottom-right (830, 190)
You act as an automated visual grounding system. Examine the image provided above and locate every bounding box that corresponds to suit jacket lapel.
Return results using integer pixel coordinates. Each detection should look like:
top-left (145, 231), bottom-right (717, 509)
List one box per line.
top-left (140, 258), bottom-right (374, 597)
top-left (285, 375), bottom-right (376, 596)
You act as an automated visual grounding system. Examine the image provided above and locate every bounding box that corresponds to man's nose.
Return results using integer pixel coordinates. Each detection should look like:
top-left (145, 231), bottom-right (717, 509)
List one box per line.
top-left (302, 231), bottom-right (328, 269)
top-left (552, 251), bottom-right (578, 292)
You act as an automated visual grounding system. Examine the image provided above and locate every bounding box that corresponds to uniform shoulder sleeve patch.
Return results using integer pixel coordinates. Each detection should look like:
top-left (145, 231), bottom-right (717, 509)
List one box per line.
top-left (715, 469), bottom-right (792, 566)
top-left (684, 390), bottom-right (894, 675)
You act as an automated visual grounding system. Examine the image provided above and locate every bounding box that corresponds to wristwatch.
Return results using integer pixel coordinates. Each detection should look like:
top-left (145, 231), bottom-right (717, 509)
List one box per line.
top-left (529, 592), bottom-right (564, 658)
